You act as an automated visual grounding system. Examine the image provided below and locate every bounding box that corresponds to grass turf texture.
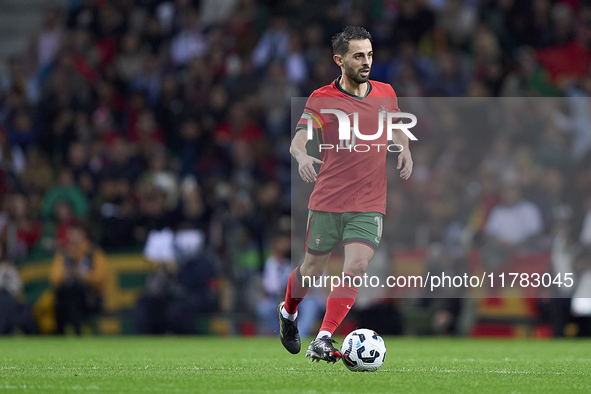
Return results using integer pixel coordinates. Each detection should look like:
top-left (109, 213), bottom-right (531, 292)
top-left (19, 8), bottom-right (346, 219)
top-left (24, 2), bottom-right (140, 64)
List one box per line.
top-left (1, 337), bottom-right (590, 393)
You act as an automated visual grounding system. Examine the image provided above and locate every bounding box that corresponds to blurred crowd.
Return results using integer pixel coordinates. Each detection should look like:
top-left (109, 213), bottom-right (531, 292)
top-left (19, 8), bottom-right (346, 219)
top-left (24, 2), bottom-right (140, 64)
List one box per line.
top-left (1, 0), bottom-right (591, 335)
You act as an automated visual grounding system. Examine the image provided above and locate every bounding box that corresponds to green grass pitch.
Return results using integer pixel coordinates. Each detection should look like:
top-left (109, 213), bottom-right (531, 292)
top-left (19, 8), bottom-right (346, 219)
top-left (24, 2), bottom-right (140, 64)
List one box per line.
top-left (1, 337), bottom-right (590, 393)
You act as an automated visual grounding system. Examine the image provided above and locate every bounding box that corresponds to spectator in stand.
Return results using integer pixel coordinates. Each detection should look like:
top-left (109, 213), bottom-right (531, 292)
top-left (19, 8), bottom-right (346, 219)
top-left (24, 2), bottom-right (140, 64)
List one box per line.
top-left (251, 15), bottom-right (290, 69)
top-left (49, 221), bottom-right (106, 335)
top-left (135, 226), bottom-right (218, 334)
top-left (129, 109), bottom-right (165, 163)
top-left (133, 184), bottom-right (170, 243)
top-left (428, 51), bottom-right (469, 96)
top-left (42, 168), bottom-right (88, 221)
top-left (30, 8), bottom-right (64, 73)
top-left (2, 194), bottom-right (42, 260)
top-left (52, 200), bottom-right (77, 250)
top-left (580, 197), bottom-right (591, 248)
top-left (47, 108), bottom-right (76, 167)
top-left (8, 110), bottom-right (37, 158)
top-left (138, 146), bottom-right (179, 210)
top-left (203, 84), bottom-right (229, 132)
top-left (176, 118), bottom-right (202, 177)
top-left (390, 0), bottom-right (435, 48)
top-left (115, 32), bottom-right (147, 83)
top-left (570, 248), bottom-right (591, 336)
top-left (131, 54), bottom-right (162, 106)
top-left (170, 7), bottom-right (208, 67)
top-left (482, 138), bottom-right (517, 181)
top-left (500, 46), bottom-right (560, 97)
top-left (143, 15), bottom-right (165, 54)
top-left (0, 258), bottom-right (38, 334)
top-left (259, 62), bottom-right (298, 141)
top-left (20, 147), bottom-right (53, 195)
top-left (285, 33), bottom-right (308, 86)
top-left (483, 184), bottom-right (544, 268)
top-left (561, 88), bottom-right (591, 162)
top-left (257, 233), bottom-right (293, 335)
top-left (155, 74), bottom-right (187, 139)
top-left (0, 127), bottom-right (18, 180)
top-left (438, 0), bottom-right (477, 49)
top-left (67, 142), bottom-right (90, 183)
top-left (101, 137), bottom-right (143, 185)
top-left (96, 176), bottom-right (135, 249)
top-left (528, 168), bottom-right (568, 237)
top-left (302, 23), bottom-right (324, 70)
top-left (214, 102), bottom-right (263, 149)
top-left (40, 168), bottom-right (88, 250)
top-left (172, 176), bottom-right (210, 233)
top-left (199, 0), bottom-right (239, 27)
top-left (1, 56), bottom-right (39, 105)
top-left (183, 56), bottom-right (214, 108)
top-left (39, 50), bottom-right (92, 123)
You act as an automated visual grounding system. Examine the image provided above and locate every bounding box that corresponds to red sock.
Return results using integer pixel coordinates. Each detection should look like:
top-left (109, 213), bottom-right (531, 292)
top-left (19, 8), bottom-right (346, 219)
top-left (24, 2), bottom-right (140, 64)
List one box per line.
top-left (284, 266), bottom-right (310, 314)
top-left (319, 274), bottom-right (359, 335)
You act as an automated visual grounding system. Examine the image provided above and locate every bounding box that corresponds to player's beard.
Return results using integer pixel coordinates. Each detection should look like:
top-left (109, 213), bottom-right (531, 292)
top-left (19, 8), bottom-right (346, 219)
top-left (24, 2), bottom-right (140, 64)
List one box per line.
top-left (344, 62), bottom-right (370, 84)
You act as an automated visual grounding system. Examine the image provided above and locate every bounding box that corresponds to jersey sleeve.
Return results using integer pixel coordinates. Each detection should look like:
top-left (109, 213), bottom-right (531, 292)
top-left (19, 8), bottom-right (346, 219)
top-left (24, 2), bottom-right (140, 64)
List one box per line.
top-left (295, 92), bottom-right (325, 136)
top-left (387, 85), bottom-right (401, 123)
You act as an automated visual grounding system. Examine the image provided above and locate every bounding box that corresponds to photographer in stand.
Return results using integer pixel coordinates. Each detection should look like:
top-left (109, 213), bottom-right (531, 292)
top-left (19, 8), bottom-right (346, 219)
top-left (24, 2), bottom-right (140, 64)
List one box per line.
top-left (49, 221), bottom-right (106, 335)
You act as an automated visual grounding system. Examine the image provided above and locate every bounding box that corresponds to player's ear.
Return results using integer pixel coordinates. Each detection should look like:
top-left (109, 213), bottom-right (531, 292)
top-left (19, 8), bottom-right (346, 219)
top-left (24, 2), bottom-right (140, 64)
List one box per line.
top-left (333, 54), bottom-right (343, 67)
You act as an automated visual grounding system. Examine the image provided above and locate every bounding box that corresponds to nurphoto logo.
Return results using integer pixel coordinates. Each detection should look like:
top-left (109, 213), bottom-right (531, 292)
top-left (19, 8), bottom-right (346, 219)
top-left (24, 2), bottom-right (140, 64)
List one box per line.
top-left (303, 106), bottom-right (418, 152)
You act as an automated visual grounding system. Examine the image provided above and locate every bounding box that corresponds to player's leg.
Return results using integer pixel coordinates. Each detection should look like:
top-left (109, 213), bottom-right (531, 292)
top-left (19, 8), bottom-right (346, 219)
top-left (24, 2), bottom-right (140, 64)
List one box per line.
top-left (306, 213), bottom-right (380, 363)
top-left (283, 251), bottom-right (332, 316)
top-left (306, 243), bottom-right (375, 363)
top-left (318, 212), bottom-right (380, 338)
top-left (278, 251), bottom-right (331, 354)
top-left (279, 210), bottom-right (340, 354)
top-left (319, 242), bottom-right (374, 336)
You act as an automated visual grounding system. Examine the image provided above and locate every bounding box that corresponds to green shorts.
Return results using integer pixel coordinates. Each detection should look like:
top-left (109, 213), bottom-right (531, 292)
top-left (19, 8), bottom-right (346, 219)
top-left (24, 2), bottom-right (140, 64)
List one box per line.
top-left (305, 210), bottom-right (384, 255)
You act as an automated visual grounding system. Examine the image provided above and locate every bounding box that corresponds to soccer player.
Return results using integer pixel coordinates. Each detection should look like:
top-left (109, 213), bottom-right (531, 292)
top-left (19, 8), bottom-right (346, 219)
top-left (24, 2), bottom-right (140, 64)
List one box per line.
top-left (278, 26), bottom-right (413, 363)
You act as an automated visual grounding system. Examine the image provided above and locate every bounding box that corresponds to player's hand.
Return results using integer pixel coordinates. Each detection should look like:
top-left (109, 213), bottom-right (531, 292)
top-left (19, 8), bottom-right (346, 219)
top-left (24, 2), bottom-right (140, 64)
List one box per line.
top-left (297, 155), bottom-right (324, 183)
top-left (397, 150), bottom-right (413, 180)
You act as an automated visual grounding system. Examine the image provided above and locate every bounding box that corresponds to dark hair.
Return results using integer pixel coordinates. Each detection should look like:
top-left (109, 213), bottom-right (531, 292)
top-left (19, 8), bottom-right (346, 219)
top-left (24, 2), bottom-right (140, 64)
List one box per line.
top-left (331, 26), bottom-right (372, 56)
top-left (69, 219), bottom-right (90, 236)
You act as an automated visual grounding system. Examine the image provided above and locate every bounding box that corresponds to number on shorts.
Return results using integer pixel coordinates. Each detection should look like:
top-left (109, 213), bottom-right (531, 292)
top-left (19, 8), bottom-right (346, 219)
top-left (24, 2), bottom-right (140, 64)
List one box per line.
top-left (374, 216), bottom-right (383, 239)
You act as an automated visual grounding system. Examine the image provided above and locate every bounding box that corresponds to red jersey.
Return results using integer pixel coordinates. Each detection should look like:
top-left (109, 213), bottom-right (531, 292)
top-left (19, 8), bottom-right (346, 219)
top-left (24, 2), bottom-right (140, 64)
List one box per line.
top-left (296, 77), bottom-right (400, 215)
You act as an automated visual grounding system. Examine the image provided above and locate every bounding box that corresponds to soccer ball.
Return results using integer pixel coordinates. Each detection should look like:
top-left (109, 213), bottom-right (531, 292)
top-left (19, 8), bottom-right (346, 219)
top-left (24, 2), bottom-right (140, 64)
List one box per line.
top-left (340, 328), bottom-right (386, 372)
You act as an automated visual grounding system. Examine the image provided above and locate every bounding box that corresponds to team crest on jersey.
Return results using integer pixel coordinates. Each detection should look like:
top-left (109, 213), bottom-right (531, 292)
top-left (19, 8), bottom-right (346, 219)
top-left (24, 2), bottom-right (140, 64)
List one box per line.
top-left (314, 234), bottom-right (323, 248)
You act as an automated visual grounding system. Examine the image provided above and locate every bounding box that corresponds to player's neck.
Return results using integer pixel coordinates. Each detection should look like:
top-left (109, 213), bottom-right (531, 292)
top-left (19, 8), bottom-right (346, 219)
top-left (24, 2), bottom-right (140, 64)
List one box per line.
top-left (338, 74), bottom-right (368, 98)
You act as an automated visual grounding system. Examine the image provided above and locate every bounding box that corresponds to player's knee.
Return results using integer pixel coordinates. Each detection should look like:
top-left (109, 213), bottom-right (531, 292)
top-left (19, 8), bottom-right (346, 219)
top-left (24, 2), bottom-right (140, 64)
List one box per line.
top-left (346, 258), bottom-right (369, 277)
top-left (301, 260), bottom-right (326, 278)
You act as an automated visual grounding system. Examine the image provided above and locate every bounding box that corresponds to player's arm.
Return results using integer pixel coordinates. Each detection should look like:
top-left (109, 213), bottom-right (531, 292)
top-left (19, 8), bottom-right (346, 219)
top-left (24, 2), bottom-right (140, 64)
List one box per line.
top-left (391, 123), bottom-right (413, 180)
top-left (290, 128), bottom-right (324, 183)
